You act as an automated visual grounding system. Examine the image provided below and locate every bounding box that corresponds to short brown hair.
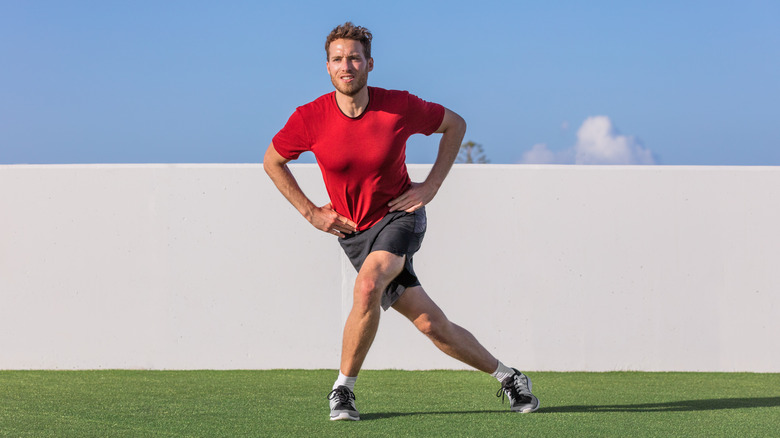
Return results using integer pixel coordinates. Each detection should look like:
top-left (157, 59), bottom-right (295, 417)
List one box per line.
top-left (325, 22), bottom-right (373, 60)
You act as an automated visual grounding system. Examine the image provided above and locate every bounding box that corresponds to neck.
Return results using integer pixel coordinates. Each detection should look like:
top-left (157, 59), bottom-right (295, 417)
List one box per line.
top-left (335, 86), bottom-right (370, 118)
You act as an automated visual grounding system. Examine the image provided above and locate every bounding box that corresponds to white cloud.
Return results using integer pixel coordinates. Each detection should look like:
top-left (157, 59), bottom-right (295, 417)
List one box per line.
top-left (522, 143), bottom-right (558, 164)
top-left (575, 116), bottom-right (654, 165)
top-left (520, 116), bottom-right (655, 165)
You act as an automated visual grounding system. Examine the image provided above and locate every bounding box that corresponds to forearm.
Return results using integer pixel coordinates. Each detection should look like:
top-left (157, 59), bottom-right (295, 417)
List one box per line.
top-left (264, 157), bottom-right (316, 222)
top-left (264, 143), bottom-right (358, 236)
top-left (387, 110), bottom-right (465, 213)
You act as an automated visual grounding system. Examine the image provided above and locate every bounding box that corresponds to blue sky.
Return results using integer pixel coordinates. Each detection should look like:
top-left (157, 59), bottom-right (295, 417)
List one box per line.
top-left (1, 0), bottom-right (778, 165)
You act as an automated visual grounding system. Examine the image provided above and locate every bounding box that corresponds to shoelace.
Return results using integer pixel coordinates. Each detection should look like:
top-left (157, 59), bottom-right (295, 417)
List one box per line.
top-left (496, 375), bottom-right (531, 404)
top-left (327, 387), bottom-right (356, 405)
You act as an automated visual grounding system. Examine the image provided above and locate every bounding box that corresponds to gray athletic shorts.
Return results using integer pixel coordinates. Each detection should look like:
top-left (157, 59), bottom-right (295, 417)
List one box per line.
top-left (338, 207), bottom-right (427, 310)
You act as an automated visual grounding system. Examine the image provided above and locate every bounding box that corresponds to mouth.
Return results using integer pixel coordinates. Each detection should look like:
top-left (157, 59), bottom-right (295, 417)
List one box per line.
top-left (340, 74), bottom-right (355, 83)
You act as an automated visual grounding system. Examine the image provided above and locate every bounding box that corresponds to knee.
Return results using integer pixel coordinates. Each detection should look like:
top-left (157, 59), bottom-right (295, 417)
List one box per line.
top-left (415, 313), bottom-right (450, 342)
top-left (353, 277), bottom-right (383, 310)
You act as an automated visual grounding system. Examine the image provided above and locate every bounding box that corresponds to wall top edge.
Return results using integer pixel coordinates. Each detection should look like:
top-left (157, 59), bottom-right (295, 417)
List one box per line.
top-left (1, 163), bottom-right (779, 171)
top-left (443, 164), bottom-right (780, 171)
top-left (0, 163), bottom-right (266, 170)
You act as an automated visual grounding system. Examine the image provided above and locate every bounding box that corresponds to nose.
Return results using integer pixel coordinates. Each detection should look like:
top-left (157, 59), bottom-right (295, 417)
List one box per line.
top-left (339, 59), bottom-right (352, 72)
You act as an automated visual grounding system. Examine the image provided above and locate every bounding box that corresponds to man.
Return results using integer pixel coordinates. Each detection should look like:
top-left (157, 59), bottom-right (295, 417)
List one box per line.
top-left (264, 22), bottom-right (539, 421)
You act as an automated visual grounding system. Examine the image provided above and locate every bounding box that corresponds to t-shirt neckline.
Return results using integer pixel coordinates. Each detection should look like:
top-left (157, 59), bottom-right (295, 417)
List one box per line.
top-left (333, 86), bottom-right (372, 120)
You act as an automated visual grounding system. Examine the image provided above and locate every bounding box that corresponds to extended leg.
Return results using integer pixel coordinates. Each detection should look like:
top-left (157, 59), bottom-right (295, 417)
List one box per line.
top-left (391, 285), bottom-right (497, 373)
top-left (392, 286), bottom-right (540, 413)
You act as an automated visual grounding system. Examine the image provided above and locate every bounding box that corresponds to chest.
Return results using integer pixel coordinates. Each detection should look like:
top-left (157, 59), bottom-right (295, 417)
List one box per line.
top-left (311, 112), bottom-right (408, 175)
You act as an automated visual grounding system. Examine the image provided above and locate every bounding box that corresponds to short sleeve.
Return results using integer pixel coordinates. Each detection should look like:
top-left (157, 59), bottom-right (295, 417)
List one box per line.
top-left (271, 110), bottom-right (311, 160)
top-left (405, 93), bottom-right (446, 136)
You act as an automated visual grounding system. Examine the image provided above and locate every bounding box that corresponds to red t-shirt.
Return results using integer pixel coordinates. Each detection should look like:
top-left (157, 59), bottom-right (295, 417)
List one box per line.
top-left (272, 87), bottom-right (445, 231)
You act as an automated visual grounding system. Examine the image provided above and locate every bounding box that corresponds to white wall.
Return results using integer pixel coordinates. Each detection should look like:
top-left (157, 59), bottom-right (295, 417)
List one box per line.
top-left (1, 164), bottom-right (778, 371)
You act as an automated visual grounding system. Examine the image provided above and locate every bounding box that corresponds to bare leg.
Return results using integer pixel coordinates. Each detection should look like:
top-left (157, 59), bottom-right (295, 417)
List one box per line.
top-left (392, 285), bottom-right (498, 373)
top-left (340, 250), bottom-right (405, 376)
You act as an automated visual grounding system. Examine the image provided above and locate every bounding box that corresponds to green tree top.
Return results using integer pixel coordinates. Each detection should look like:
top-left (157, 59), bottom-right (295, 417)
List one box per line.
top-left (456, 141), bottom-right (490, 164)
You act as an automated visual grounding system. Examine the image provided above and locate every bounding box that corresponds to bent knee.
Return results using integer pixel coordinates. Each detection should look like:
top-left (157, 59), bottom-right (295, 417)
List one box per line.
top-left (353, 277), bottom-right (385, 309)
top-left (355, 276), bottom-right (384, 296)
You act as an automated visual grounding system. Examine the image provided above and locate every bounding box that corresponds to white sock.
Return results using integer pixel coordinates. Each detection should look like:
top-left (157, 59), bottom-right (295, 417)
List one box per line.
top-left (333, 371), bottom-right (357, 391)
top-left (491, 361), bottom-right (515, 383)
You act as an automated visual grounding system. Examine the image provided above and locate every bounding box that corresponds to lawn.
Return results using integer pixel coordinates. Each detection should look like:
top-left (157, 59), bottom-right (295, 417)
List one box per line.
top-left (1, 370), bottom-right (778, 437)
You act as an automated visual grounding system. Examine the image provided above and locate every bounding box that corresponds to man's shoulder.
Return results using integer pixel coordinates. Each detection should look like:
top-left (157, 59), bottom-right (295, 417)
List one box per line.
top-left (370, 86), bottom-right (412, 99)
top-left (369, 87), bottom-right (416, 110)
top-left (295, 91), bottom-right (336, 114)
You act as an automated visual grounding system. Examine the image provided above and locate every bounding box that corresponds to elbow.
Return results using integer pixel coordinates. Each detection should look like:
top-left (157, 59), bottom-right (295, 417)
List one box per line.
top-left (455, 113), bottom-right (467, 135)
top-left (447, 112), bottom-right (467, 140)
top-left (263, 157), bottom-right (283, 178)
top-left (438, 109), bottom-right (467, 138)
top-left (445, 110), bottom-right (466, 136)
top-left (262, 153), bottom-right (272, 175)
top-left (263, 144), bottom-right (280, 176)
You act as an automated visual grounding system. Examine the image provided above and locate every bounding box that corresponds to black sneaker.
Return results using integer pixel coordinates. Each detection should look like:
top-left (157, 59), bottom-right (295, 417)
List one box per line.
top-left (496, 368), bottom-right (540, 413)
top-left (327, 386), bottom-right (360, 421)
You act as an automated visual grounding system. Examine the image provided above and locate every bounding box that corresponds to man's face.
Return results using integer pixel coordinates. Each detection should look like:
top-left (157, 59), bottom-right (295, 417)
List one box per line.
top-left (326, 38), bottom-right (373, 97)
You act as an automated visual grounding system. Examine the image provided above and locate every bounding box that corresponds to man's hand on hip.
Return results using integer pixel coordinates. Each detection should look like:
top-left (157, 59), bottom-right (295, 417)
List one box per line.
top-left (309, 203), bottom-right (358, 238)
top-left (388, 182), bottom-right (437, 213)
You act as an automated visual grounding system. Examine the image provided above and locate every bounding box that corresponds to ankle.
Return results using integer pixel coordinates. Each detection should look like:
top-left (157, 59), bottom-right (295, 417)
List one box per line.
top-left (491, 361), bottom-right (515, 382)
top-left (333, 371), bottom-right (357, 391)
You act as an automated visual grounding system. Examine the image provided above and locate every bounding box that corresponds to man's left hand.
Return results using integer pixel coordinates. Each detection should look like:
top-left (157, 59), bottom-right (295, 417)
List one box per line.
top-left (388, 182), bottom-right (437, 213)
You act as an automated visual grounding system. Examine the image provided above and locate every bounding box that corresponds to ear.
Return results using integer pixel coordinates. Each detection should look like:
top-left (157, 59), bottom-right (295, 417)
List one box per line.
top-left (368, 57), bottom-right (374, 72)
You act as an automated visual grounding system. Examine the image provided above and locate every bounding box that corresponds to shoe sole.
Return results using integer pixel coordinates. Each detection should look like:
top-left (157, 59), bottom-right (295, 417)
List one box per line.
top-left (512, 398), bottom-right (541, 413)
top-left (330, 412), bottom-right (360, 421)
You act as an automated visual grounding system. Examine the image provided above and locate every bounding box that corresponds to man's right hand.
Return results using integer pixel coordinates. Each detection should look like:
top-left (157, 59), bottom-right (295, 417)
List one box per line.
top-left (309, 203), bottom-right (358, 238)
top-left (264, 143), bottom-right (357, 238)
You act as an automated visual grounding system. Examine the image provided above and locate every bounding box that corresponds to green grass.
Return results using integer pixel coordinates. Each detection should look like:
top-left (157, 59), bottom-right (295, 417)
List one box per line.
top-left (1, 370), bottom-right (778, 437)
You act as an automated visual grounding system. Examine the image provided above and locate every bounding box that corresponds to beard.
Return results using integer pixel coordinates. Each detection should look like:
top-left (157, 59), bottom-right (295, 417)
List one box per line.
top-left (330, 71), bottom-right (369, 96)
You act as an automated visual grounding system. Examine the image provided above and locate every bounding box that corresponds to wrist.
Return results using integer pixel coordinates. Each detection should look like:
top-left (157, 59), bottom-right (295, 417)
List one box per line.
top-left (423, 177), bottom-right (443, 192)
top-left (301, 203), bottom-right (317, 222)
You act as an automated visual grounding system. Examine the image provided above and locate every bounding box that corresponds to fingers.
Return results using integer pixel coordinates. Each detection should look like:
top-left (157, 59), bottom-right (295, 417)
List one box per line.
top-left (387, 197), bottom-right (402, 212)
top-left (326, 222), bottom-right (356, 237)
top-left (334, 214), bottom-right (358, 233)
top-left (388, 183), bottom-right (426, 212)
top-left (387, 189), bottom-right (411, 212)
top-left (403, 203), bottom-right (422, 213)
top-left (388, 196), bottom-right (421, 213)
top-left (314, 204), bottom-right (357, 237)
top-left (328, 217), bottom-right (358, 237)
top-left (328, 229), bottom-right (347, 238)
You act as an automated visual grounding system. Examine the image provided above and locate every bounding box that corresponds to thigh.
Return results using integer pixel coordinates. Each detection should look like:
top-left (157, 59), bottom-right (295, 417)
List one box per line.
top-left (357, 250), bottom-right (406, 289)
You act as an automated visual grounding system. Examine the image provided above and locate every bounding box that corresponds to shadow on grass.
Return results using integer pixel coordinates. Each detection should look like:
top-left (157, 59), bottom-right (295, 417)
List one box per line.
top-left (361, 409), bottom-right (506, 420)
top-left (540, 397), bottom-right (780, 413)
top-left (359, 397), bottom-right (780, 419)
